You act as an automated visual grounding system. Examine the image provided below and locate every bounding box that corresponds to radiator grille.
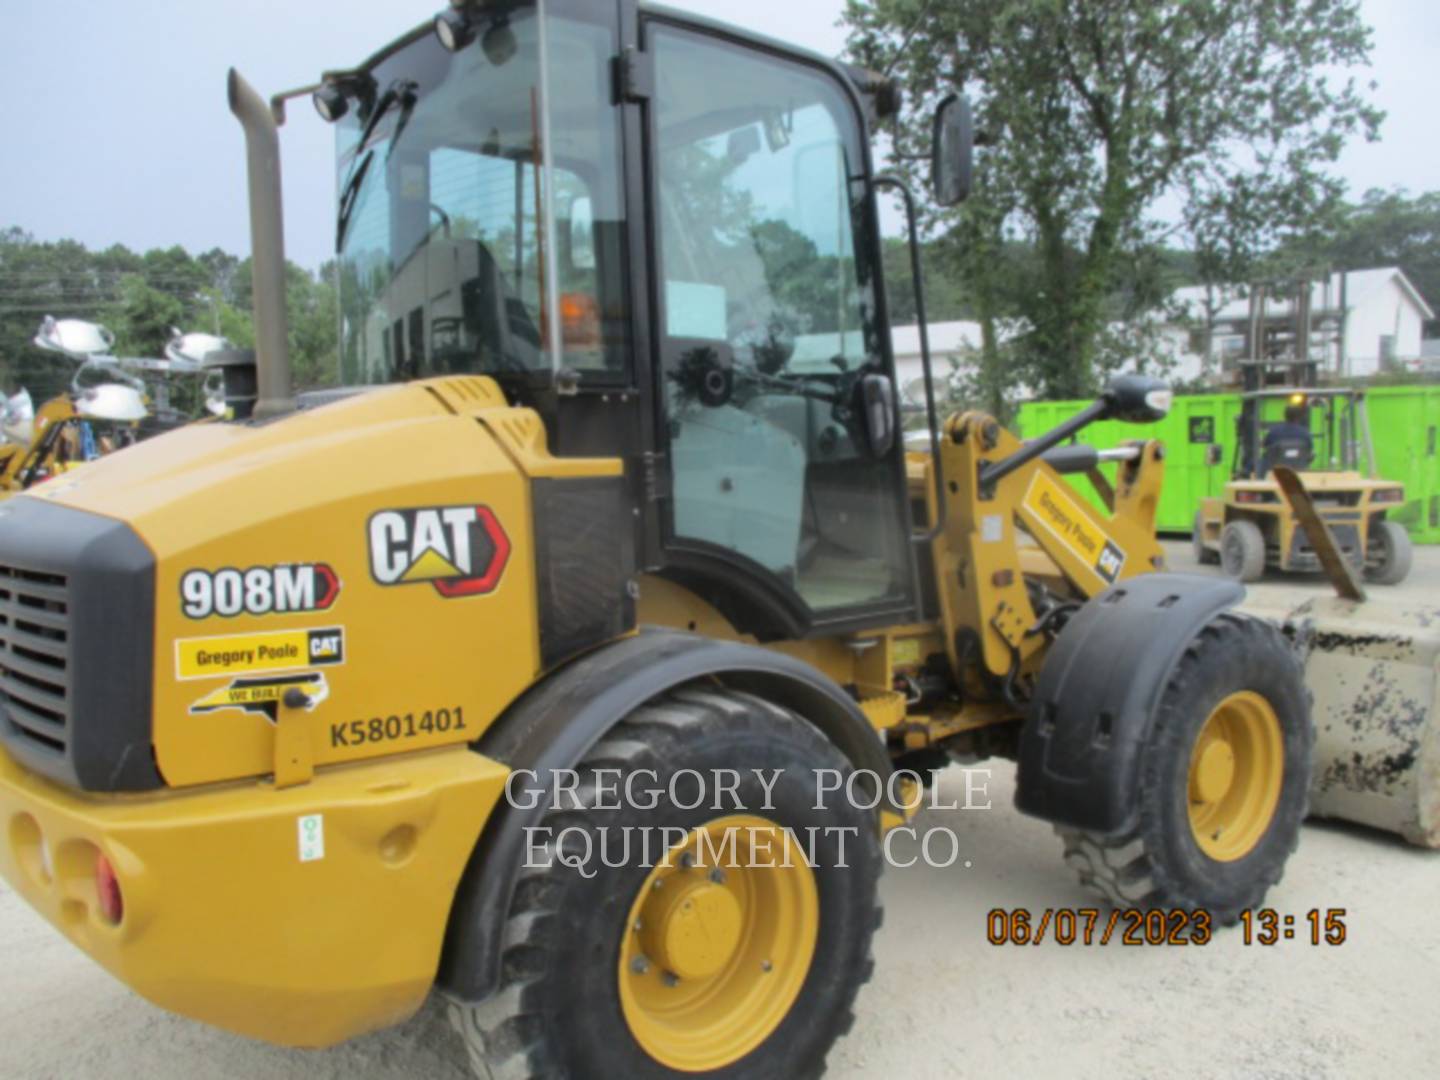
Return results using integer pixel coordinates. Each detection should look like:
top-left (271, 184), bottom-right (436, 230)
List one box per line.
top-left (0, 564), bottom-right (70, 760)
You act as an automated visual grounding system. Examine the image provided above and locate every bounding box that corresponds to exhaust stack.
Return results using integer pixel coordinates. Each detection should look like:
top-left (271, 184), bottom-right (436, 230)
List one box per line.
top-left (227, 68), bottom-right (293, 419)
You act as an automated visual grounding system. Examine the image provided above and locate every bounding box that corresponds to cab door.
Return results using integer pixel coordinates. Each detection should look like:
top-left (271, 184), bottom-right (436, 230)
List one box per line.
top-left (643, 16), bottom-right (917, 637)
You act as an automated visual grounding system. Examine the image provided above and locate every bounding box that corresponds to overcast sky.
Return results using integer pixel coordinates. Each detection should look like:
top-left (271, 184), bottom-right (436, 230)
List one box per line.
top-left (2, 0), bottom-right (1436, 272)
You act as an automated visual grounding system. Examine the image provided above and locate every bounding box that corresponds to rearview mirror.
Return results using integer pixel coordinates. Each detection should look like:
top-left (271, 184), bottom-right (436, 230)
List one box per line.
top-left (932, 94), bottom-right (974, 206)
top-left (1103, 374), bottom-right (1172, 424)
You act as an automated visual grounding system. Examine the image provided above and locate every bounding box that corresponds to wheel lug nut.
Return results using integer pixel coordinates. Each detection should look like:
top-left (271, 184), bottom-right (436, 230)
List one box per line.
top-left (661, 971), bottom-right (680, 987)
top-left (679, 853), bottom-right (695, 869)
top-left (709, 868), bottom-right (726, 885)
top-left (631, 956), bottom-right (650, 975)
top-left (761, 959), bottom-right (773, 973)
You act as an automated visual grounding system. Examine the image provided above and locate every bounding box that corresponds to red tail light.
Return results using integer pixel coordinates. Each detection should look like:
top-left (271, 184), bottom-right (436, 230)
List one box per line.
top-left (95, 852), bottom-right (124, 925)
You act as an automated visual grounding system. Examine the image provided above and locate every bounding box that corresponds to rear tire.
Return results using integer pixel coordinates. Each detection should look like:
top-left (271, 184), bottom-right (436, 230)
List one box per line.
top-left (1192, 511), bottom-right (1219, 565)
top-left (1219, 519), bottom-right (1266, 582)
top-left (449, 686), bottom-right (882, 1080)
top-left (1058, 613), bottom-right (1311, 924)
top-left (1364, 518), bottom-right (1412, 585)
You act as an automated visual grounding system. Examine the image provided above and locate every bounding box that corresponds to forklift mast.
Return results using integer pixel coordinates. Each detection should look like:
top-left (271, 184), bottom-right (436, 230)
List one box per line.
top-left (1235, 275), bottom-right (1322, 478)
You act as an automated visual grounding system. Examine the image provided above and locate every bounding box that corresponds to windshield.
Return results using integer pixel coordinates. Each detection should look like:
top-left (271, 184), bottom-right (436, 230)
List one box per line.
top-left (335, 3), bottom-right (628, 388)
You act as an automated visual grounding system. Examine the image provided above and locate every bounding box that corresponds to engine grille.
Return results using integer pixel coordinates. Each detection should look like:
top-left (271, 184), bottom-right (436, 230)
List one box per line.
top-left (0, 564), bottom-right (71, 760)
top-left (0, 498), bottom-right (157, 792)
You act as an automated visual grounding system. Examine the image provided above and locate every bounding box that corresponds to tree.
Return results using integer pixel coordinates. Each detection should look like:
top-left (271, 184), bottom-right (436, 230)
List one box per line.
top-left (1313, 188), bottom-right (1440, 335)
top-left (105, 274), bottom-right (186, 357)
top-left (845, 0), bottom-right (1382, 399)
top-left (0, 229), bottom-right (342, 407)
top-left (879, 236), bottom-right (973, 323)
top-left (289, 262), bottom-right (340, 390)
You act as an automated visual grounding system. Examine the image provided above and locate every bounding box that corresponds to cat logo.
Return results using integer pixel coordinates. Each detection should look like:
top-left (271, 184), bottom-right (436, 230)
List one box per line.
top-left (189, 671), bottom-right (329, 722)
top-left (367, 505), bottom-right (511, 598)
top-left (1096, 540), bottom-right (1127, 584)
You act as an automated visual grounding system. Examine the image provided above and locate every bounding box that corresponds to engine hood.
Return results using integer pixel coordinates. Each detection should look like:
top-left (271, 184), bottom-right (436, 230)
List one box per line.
top-left (11, 376), bottom-right (552, 788)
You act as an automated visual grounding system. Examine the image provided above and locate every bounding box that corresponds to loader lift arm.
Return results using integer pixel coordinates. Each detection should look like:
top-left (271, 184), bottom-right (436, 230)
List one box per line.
top-left (920, 375), bottom-right (1172, 689)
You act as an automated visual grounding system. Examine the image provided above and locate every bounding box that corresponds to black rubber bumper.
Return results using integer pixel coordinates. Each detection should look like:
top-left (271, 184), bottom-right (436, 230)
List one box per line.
top-left (1015, 573), bottom-right (1244, 833)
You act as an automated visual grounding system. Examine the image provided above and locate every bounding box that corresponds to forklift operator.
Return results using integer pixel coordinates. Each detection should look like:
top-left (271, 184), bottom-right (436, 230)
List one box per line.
top-left (1261, 403), bottom-right (1314, 473)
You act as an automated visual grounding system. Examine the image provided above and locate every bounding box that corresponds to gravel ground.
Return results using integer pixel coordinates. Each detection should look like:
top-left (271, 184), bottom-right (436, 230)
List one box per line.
top-left (2, 542), bottom-right (1436, 1078)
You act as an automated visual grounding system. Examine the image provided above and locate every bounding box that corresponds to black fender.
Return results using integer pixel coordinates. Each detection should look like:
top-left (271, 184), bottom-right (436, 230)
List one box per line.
top-left (437, 628), bottom-right (894, 1003)
top-left (1015, 574), bottom-right (1245, 833)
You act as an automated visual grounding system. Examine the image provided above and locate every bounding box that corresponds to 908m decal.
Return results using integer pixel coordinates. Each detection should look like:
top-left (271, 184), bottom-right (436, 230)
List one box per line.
top-left (181, 563), bottom-right (340, 619)
top-left (367, 505), bottom-right (510, 597)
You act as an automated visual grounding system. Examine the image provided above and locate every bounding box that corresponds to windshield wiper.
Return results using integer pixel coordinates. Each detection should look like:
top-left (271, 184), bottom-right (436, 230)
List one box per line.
top-left (336, 149), bottom-right (375, 252)
top-left (335, 79), bottom-right (418, 251)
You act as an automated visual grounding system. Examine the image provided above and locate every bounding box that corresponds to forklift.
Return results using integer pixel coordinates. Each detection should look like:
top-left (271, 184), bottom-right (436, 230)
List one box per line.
top-left (0, 4), bottom-right (1313, 1077)
top-left (1193, 321), bottom-right (1410, 585)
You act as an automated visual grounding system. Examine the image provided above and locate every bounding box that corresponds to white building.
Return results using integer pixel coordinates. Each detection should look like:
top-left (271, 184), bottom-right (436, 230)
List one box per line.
top-left (882, 267), bottom-right (1435, 394)
top-left (888, 319), bottom-right (985, 405)
top-left (1164, 267), bottom-right (1434, 382)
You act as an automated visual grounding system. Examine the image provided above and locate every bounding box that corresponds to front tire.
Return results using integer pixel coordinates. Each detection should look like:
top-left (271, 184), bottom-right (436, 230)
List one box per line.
top-left (1058, 613), bottom-right (1312, 924)
top-left (450, 686), bottom-right (882, 1079)
top-left (1220, 519), bottom-right (1266, 582)
top-left (1365, 518), bottom-right (1412, 585)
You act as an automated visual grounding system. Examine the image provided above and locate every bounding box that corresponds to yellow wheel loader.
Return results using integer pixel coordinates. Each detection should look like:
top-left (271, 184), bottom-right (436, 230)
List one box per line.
top-left (0, 4), bottom-right (1316, 1076)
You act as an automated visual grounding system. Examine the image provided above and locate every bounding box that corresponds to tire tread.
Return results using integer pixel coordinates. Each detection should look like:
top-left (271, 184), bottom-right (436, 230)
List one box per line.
top-left (449, 685), bottom-right (881, 1079)
top-left (1057, 613), bottom-right (1311, 924)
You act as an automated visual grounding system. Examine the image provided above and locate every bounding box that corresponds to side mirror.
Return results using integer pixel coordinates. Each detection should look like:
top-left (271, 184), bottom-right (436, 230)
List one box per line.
top-left (932, 94), bottom-right (974, 206)
top-left (857, 373), bottom-right (896, 458)
top-left (727, 125), bottom-right (761, 166)
top-left (1102, 374), bottom-right (1172, 424)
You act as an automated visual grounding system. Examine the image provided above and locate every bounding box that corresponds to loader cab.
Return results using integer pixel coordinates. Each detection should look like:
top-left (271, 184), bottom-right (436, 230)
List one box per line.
top-left (323, 0), bottom-right (952, 640)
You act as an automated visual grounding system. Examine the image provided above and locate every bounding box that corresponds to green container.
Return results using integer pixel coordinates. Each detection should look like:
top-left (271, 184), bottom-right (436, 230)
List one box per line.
top-left (1017, 387), bottom-right (1440, 542)
top-left (1365, 385), bottom-right (1440, 543)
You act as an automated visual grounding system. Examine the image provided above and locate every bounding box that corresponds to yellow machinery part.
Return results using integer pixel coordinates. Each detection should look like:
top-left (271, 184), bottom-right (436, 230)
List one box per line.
top-left (31, 377), bottom-right (618, 788)
top-left (618, 815), bottom-right (819, 1071)
top-left (0, 392), bottom-right (81, 492)
top-left (926, 413), bottom-right (1166, 682)
top-left (1187, 691), bottom-right (1284, 861)
top-left (1201, 470), bottom-right (1405, 571)
top-left (634, 574), bottom-right (941, 729)
top-left (0, 744), bottom-right (509, 1046)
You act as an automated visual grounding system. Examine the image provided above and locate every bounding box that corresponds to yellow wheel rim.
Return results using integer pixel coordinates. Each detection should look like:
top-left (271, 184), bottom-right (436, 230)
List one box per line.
top-left (1187, 691), bottom-right (1284, 861)
top-left (618, 814), bottom-right (819, 1072)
